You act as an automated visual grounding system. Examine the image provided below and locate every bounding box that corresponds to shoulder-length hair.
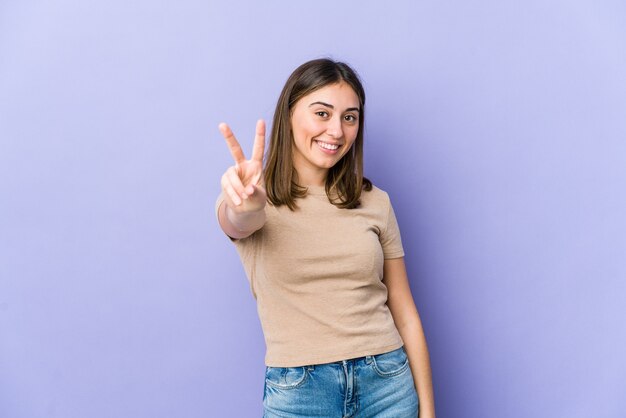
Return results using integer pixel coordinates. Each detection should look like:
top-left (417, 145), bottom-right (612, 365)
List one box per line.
top-left (264, 58), bottom-right (372, 210)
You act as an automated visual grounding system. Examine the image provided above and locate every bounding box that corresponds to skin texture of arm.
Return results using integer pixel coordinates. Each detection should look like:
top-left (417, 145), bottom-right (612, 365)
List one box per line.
top-left (383, 257), bottom-right (436, 418)
top-left (217, 196), bottom-right (266, 239)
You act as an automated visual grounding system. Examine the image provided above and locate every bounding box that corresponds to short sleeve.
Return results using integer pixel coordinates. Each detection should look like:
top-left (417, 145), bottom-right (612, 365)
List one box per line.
top-left (380, 196), bottom-right (405, 259)
top-left (215, 192), bottom-right (259, 298)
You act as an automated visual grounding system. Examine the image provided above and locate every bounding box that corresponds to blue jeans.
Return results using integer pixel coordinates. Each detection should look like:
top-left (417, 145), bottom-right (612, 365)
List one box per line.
top-left (263, 346), bottom-right (419, 417)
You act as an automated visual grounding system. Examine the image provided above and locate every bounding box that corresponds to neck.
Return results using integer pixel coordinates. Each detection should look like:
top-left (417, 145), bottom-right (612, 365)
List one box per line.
top-left (293, 164), bottom-right (328, 187)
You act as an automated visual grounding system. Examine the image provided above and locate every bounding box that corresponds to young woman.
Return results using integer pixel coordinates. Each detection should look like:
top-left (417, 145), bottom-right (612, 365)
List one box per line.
top-left (216, 58), bottom-right (435, 418)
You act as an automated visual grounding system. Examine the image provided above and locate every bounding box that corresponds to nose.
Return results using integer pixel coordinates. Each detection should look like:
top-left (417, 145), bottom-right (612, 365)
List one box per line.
top-left (326, 116), bottom-right (344, 139)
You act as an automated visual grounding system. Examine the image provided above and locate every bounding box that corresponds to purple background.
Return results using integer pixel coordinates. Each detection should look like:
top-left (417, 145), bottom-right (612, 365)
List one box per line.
top-left (1, 1), bottom-right (625, 417)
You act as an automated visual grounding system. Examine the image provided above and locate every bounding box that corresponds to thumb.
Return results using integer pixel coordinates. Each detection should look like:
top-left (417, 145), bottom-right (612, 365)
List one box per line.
top-left (246, 183), bottom-right (266, 197)
top-left (250, 170), bottom-right (263, 187)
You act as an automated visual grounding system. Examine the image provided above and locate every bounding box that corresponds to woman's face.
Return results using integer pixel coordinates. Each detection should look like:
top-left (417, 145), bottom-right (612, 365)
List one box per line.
top-left (290, 81), bottom-right (360, 183)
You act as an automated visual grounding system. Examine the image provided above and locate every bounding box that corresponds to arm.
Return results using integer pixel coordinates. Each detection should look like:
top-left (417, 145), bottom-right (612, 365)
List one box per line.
top-left (217, 192), bottom-right (266, 239)
top-left (383, 257), bottom-right (436, 418)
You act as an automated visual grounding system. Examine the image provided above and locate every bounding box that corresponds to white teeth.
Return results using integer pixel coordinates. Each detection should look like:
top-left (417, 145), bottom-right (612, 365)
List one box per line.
top-left (317, 141), bottom-right (339, 150)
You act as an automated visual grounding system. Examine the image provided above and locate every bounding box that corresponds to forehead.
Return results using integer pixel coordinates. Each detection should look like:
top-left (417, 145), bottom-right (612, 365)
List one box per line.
top-left (299, 82), bottom-right (360, 108)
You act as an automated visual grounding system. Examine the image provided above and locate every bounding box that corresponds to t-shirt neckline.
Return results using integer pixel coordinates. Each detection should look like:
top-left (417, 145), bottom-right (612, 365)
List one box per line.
top-left (304, 185), bottom-right (327, 196)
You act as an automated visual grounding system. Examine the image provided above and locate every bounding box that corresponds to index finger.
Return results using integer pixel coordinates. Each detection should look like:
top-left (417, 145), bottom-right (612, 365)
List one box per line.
top-left (251, 119), bottom-right (266, 162)
top-left (219, 122), bottom-right (246, 164)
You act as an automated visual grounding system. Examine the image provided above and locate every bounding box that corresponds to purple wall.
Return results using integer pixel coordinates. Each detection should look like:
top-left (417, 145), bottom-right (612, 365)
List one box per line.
top-left (1, 1), bottom-right (625, 417)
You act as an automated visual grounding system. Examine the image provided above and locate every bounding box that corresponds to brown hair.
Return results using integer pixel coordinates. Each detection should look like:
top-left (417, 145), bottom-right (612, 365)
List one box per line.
top-left (264, 58), bottom-right (372, 210)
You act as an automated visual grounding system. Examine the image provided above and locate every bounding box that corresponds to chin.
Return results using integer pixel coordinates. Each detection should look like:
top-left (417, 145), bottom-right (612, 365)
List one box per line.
top-left (316, 159), bottom-right (339, 169)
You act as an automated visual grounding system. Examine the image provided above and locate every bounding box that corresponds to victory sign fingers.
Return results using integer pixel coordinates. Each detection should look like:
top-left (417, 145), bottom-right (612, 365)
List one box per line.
top-left (218, 119), bottom-right (267, 209)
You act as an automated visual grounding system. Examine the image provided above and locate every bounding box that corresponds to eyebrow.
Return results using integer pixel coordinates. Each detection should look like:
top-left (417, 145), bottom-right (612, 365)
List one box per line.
top-left (309, 101), bottom-right (360, 113)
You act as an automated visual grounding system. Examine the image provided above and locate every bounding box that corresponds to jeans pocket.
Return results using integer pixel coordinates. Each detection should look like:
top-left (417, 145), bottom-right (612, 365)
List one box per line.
top-left (265, 366), bottom-right (308, 389)
top-left (371, 346), bottom-right (410, 377)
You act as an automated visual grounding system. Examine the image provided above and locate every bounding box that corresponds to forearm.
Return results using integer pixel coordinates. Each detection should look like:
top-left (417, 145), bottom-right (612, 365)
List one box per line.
top-left (397, 317), bottom-right (435, 418)
top-left (217, 198), bottom-right (265, 239)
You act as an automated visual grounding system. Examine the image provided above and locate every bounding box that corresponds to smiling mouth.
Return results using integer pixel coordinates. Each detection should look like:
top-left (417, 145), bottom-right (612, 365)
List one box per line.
top-left (315, 140), bottom-right (340, 151)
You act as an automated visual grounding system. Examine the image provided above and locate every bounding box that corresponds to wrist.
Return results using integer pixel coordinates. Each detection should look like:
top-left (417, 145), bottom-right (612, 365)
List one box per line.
top-left (225, 203), bottom-right (265, 233)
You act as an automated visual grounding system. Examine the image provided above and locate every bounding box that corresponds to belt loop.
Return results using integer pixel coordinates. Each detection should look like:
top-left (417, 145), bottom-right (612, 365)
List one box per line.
top-left (307, 365), bottom-right (314, 371)
top-left (365, 355), bottom-right (373, 364)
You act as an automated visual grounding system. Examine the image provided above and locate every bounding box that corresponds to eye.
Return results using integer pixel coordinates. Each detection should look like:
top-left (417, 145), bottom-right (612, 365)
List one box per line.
top-left (315, 111), bottom-right (329, 118)
top-left (344, 114), bottom-right (358, 122)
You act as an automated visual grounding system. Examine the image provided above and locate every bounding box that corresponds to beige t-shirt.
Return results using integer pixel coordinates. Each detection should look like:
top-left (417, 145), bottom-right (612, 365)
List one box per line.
top-left (216, 185), bottom-right (405, 367)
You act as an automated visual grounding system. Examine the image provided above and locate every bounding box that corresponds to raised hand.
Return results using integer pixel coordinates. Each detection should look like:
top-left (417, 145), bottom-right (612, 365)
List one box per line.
top-left (219, 119), bottom-right (266, 214)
